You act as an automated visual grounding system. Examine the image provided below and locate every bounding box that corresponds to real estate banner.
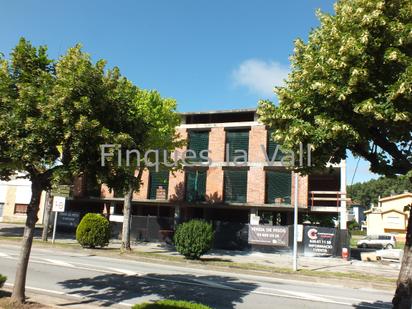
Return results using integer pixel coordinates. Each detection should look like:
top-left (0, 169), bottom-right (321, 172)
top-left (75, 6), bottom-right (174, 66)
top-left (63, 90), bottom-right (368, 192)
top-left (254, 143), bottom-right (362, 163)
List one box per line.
top-left (248, 225), bottom-right (289, 246)
top-left (303, 226), bottom-right (336, 257)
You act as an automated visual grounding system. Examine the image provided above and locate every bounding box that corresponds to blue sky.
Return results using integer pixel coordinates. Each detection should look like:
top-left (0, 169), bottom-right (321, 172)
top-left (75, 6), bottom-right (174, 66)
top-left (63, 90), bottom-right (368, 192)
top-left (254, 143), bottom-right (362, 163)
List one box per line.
top-left (0, 0), bottom-right (379, 183)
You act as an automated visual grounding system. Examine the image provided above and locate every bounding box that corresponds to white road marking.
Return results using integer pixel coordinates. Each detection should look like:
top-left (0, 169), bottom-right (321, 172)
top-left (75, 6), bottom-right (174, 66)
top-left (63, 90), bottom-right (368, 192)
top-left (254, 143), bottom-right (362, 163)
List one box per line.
top-left (0, 252), bottom-right (12, 258)
top-left (106, 267), bottom-right (139, 276)
top-left (192, 278), bottom-right (236, 290)
top-left (43, 259), bottom-right (75, 268)
top-left (4, 283), bottom-right (132, 307)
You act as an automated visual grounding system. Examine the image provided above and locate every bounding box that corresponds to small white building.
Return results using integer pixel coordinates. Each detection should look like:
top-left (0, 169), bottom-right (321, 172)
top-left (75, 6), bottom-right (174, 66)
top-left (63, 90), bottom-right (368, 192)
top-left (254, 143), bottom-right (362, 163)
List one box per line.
top-left (0, 174), bottom-right (46, 224)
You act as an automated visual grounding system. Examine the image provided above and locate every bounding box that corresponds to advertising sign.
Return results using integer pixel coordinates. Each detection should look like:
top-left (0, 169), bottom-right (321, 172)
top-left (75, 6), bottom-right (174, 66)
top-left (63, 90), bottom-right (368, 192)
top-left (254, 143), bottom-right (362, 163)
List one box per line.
top-left (303, 226), bottom-right (336, 257)
top-left (57, 212), bottom-right (80, 229)
top-left (52, 196), bottom-right (66, 212)
top-left (248, 225), bottom-right (289, 246)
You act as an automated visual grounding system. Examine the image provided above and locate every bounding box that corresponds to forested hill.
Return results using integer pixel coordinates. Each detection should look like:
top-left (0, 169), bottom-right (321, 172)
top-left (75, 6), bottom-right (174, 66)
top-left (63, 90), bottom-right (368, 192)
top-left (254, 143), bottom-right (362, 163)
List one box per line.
top-left (348, 176), bottom-right (411, 208)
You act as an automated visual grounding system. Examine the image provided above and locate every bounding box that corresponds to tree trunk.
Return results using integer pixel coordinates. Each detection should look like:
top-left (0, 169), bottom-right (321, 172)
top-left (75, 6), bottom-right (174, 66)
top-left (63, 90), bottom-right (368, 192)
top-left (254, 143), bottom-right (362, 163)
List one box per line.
top-left (120, 169), bottom-right (144, 252)
top-left (393, 206), bottom-right (412, 308)
top-left (121, 187), bottom-right (133, 251)
top-left (11, 179), bottom-right (43, 303)
top-left (41, 191), bottom-right (53, 242)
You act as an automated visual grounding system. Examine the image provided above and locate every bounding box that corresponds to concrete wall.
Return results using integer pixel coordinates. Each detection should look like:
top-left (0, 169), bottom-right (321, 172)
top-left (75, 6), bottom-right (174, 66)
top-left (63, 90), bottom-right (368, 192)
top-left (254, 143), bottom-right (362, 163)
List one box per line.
top-left (366, 212), bottom-right (384, 235)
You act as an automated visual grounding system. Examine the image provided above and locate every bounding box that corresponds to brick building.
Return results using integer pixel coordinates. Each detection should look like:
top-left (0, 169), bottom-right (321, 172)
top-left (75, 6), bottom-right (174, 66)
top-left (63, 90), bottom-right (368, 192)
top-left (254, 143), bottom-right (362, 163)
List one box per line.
top-left (97, 108), bottom-right (347, 230)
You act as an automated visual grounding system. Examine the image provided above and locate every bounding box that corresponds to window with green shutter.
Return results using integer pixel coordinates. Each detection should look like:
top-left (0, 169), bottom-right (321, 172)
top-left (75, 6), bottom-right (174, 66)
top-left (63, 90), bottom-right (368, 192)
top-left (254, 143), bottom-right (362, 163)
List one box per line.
top-left (185, 169), bottom-right (207, 202)
top-left (148, 170), bottom-right (169, 200)
top-left (226, 129), bottom-right (249, 162)
top-left (224, 169), bottom-right (248, 203)
top-left (267, 131), bottom-right (284, 161)
top-left (266, 170), bottom-right (291, 204)
top-left (188, 130), bottom-right (209, 162)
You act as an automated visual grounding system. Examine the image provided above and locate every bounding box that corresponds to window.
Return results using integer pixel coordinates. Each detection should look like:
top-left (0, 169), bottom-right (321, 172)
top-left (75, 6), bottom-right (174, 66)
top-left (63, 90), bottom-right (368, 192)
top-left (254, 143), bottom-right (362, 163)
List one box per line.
top-left (226, 129), bottom-right (249, 162)
top-left (187, 130), bottom-right (209, 162)
top-left (265, 170), bottom-right (291, 204)
top-left (267, 131), bottom-right (284, 161)
top-left (185, 170), bottom-right (207, 202)
top-left (224, 169), bottom-right (248, 203)
top-left (14, 203), bottom-right (28, 214)
top-left (148, 170), bottom-right (169, 200)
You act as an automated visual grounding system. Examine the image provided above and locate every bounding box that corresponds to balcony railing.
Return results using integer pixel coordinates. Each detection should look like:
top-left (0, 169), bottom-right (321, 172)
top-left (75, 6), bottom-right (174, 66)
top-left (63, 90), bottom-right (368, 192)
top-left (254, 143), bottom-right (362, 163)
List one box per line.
top-left (309, 191), bottom-right (346, 211)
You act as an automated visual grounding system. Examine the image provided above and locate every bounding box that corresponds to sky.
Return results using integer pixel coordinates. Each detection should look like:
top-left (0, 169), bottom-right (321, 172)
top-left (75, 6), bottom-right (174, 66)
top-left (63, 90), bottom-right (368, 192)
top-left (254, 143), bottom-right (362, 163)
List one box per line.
top-left (0, 0), bottom-right (380, 183)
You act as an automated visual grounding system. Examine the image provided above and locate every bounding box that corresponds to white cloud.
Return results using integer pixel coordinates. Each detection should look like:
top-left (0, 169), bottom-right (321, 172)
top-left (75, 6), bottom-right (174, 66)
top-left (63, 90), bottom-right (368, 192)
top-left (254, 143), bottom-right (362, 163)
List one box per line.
top-left (232, 59), bottom-right (289, 97)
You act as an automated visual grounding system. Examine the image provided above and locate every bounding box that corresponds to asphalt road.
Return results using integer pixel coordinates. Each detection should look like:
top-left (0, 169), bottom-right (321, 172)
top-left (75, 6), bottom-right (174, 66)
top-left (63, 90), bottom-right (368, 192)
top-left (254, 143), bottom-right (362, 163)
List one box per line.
top-left (0, 243), bottom-right (393, 309)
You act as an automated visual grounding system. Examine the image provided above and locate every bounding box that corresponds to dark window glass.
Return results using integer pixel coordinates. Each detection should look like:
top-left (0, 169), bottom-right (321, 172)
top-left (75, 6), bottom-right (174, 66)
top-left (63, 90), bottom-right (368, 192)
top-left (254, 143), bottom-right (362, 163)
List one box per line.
top-left (226, 130), bottom-right (249, 162)
top-left (148, 170), bottom-right (169, 200)
top-left (185, 170), bottom-right (207, 202)
top-left (267, 131), bottom-right (284, 161)
top-left (187, 130), bottom-right (209, 162)
top-left (224, 170), bottom-right (248, 203)
top-left (266, 170), bottom-right (291, 204)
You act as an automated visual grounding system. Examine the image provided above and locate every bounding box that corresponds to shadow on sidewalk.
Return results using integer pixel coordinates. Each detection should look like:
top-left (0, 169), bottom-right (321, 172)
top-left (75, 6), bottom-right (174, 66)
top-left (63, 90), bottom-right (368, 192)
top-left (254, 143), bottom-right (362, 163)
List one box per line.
top-left (58, 273), bottom-right (258, 308)
top-left (353, 300), bottom-right (392, 308)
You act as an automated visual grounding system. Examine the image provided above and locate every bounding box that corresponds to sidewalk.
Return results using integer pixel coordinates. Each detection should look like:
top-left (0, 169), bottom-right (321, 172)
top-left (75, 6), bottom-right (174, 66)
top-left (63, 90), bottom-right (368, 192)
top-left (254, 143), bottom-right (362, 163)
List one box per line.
top-left (0, 222), bottom-right (399, 280)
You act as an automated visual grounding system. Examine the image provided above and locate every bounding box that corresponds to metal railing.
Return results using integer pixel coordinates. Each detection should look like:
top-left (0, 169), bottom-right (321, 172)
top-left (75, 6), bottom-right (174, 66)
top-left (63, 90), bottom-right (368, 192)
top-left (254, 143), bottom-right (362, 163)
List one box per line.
top-left (309, 191), bottom-right (346, 208)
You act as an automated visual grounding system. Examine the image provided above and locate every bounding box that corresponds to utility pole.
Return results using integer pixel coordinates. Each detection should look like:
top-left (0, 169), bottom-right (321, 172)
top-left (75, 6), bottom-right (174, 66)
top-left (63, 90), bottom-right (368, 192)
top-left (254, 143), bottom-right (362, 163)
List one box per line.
top-left (293, 172), bottom-right (299, 271)
top-left (340, 159), bottom-right (347, 230)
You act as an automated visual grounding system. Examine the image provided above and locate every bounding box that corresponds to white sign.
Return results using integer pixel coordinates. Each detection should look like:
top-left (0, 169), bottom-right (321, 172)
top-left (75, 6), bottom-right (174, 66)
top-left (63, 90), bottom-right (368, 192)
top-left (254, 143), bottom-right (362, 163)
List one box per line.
top-left (52, 196), bottom-right (66, 212)
top-left (297, 224), bottom-right (303, 242)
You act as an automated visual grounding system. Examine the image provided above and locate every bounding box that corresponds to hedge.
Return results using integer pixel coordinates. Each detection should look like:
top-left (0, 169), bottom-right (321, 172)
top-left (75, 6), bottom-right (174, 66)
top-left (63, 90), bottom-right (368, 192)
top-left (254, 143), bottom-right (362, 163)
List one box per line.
top-left (76, 213), bottom-right (110, 248)
top-left (132, 300), bottom-right (212, 309)
top-left (173, 220), bottom-right (214, 260)
top-left (0, 274), bottom-right (6, 288)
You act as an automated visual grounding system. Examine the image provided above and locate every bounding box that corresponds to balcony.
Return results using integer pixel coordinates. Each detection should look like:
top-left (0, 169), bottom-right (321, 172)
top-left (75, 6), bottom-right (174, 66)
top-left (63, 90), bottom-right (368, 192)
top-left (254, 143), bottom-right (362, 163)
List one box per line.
top-left (309, 191), bottom-right (347, 212)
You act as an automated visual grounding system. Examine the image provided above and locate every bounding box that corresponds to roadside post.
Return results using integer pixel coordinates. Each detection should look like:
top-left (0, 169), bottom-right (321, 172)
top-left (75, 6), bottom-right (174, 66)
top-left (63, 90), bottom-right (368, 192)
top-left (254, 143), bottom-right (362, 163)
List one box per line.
top-left (52, 196), bottom-right (66, 244)
top-left (293, 172), bottom-right (299, 271)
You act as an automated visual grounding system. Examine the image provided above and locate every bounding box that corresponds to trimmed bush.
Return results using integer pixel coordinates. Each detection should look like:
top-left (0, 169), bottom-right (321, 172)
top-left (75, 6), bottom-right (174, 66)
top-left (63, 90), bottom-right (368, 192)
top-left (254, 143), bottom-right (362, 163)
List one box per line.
top-left (76, 213), bottom-right (110, 248)
top-left (132, 300), bottom-right (212, 309)
top-left (0, 274), bottom-right (6, 288)
top-left (174, 220), bottom-right (214, 260)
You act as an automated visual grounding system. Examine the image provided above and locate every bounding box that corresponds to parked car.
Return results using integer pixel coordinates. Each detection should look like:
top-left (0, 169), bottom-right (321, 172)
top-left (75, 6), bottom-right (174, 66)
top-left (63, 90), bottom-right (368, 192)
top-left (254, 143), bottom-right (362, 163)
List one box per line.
top-left (357, 234), bottom-right (396, 249)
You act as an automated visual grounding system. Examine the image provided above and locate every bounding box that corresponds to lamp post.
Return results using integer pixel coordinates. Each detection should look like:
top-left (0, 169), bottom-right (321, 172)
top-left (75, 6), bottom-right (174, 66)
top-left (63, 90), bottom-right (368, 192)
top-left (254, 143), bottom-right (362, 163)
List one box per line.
top-left (293, 172), bottom-right (298, 271)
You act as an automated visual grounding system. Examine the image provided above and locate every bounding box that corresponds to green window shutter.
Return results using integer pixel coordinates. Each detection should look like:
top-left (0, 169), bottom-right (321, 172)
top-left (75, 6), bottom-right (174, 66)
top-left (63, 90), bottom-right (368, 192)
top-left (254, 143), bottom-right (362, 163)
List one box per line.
top-left (188, 130), bottom-right (209, 162)
top-left (266, 170), bottom-right (291, 204)
top-left (226, 130), bottom-right (249, 162)
top-left (185, 170), bottom-right (207, 202)
top-left (224, 170), bottom-right (248, 203)
top-left (267, 131), bottom-right (284, 161)
top-left (148, 170), bottom-right (169, 199)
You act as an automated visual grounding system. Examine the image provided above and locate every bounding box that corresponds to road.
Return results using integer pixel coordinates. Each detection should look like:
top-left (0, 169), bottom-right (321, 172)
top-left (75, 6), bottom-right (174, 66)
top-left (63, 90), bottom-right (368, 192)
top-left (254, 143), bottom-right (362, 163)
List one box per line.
top-left (0, 243), bottom-right (393, 308)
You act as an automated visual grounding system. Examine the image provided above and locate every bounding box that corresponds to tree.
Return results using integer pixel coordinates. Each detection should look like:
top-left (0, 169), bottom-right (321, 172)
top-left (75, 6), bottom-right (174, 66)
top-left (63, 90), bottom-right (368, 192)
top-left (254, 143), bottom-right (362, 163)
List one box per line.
top-left (348, 175), bottom-right (411, 207)
top-left (103, 90), bottom-right (181, 251)
top-left (0, 39), bottom-right (131, 303)
top-left (257, 0), bottom-right (411, 307)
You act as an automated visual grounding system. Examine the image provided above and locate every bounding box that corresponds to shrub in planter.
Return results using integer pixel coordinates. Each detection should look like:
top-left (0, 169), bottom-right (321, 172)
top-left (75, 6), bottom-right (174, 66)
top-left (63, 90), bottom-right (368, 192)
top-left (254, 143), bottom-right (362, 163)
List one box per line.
top-left (0, 274), bottom-right (6, 288)
top-left (76, 213), bottom-right (110, 248)
top-left (132, 300), bottom-right (212, 309)
top-left (173, 220), bottom-right (214, 260)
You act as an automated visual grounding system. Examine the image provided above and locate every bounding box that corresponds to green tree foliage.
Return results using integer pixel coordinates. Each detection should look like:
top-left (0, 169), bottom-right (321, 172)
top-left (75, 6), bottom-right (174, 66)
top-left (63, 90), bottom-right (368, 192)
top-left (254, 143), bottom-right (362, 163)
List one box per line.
top-left (174, 220), bottom-right (214, 260)
top-left (258, 0), bottom-right (412, 177)
top-left (101, 89), bottom-right (182, 251)
top-left (348, 175), bottom-right (411, 206)
top-left (0, 38), bottom-right (145, 303)
top-left (0, 274), bottom-right (6, 288)
top-left (76, 213), bottom-right (111, 248)
top-left (257, 1), bottom-right (411, 307)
